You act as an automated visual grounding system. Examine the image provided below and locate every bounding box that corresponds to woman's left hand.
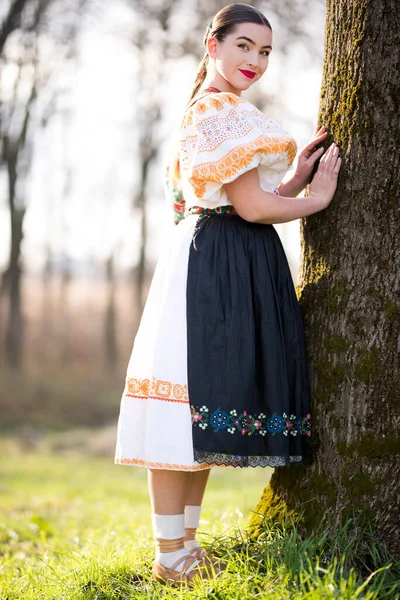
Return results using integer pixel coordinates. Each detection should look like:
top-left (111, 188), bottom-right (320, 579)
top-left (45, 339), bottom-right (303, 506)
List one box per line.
top-left (294, 125), bottom-right (328, 188)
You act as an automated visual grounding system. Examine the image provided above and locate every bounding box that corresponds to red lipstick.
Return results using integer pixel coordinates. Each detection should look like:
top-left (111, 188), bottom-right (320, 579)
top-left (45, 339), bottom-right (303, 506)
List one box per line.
top-left (239, 69), bottom-right (256, 79)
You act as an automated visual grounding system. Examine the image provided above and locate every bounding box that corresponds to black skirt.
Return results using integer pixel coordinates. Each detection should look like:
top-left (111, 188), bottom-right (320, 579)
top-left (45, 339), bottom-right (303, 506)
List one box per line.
top-left (187, 214), bottom-right (311, 468)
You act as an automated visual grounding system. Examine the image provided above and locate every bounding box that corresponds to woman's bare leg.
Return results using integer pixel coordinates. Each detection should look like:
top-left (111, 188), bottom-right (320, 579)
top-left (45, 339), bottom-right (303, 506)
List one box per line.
top-left (184, 469), bottom-right (211, 551)
top-left (148, 468), bottom-right (217, 580)
top-left (148, 469), bottom-right (191, 514)
top-left (185, 469), bottom-right (211, 505)
top-left (148, 469), bottom-right (197, 574)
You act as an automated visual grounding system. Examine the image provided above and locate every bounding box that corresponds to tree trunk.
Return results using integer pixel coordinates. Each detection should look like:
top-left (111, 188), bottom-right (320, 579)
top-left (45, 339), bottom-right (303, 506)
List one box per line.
top-left (251, 0), bottom-right (400, 556)
top-left (105, 254), bottom-right (118, 370)
top-left (2, 136), bottom-right (25, 369)
top-left (5, 206), bottom-right (25, 369)
top-left (0, 0), bottom-right (30, 54)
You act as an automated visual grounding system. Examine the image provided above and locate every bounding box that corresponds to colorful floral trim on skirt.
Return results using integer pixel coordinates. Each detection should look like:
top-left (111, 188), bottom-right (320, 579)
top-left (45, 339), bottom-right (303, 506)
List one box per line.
top-left (185, 205), bottom-right (238, 217)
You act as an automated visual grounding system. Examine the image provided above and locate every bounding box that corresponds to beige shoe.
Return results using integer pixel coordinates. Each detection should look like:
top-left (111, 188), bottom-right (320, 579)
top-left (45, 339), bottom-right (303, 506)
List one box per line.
top-left (189, 546), bottom-right (228, 570)
top-left (152, 553), bottom-right (220, 585)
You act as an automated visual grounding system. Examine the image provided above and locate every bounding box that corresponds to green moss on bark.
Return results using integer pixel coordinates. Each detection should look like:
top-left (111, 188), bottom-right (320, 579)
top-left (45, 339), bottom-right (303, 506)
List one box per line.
top-left (385, 299), bottom-right (398, 318)
top-left (354, 345), bottom-right (381, 384)
top-left (336, 436), bottom-right (400, 457)
top-left (324, 335), bottom-right (349, 353)
top-left (249, 471), bottom-right (338, 535)
top-left (341, 470), bottom-right (377, 497)
top-left (314, 359), bottom-right (346, 401)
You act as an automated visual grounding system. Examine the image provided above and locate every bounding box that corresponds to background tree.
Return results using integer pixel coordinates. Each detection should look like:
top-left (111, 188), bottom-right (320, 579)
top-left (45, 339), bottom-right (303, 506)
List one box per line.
top-left (0, 0), bottom-right (325, 429)
top-left (0, 0), bottom-right (85, 368)
top-left (251, 0), bottom-right (400, 557)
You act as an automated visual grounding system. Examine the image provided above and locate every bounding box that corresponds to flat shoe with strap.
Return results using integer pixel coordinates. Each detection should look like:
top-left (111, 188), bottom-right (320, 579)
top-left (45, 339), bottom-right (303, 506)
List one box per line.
top-left (188, 546), bottom-right (228, 570)
top-left (152, 553), bottom-right (220, 586)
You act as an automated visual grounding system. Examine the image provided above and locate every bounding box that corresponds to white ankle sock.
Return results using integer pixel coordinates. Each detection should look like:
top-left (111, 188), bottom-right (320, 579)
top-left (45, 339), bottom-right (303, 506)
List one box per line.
top-left (152, 513), bottom-right (197, 573)
top-left (184, 505), bottom-right (202, 551)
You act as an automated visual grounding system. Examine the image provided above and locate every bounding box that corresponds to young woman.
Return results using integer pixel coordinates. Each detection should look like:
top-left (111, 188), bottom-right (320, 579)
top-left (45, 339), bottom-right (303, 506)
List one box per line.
top-left (115, 3), bottom-right (341, 585)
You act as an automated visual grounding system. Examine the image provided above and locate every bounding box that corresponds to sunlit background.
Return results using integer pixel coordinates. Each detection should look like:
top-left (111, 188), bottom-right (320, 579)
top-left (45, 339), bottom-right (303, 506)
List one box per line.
top-left (0, 0), bottom-right (324, 450)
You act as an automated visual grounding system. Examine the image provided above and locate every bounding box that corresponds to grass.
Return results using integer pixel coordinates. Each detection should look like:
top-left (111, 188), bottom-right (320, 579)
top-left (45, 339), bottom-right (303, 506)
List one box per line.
top-left (0, 452), bottom-right (399, 599)
top-left (0, 369), bottom-right (123, 431)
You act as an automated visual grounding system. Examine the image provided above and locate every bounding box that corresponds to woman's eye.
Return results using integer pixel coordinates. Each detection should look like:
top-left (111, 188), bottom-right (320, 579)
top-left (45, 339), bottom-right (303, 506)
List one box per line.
top-left (238, 44), bottom-right (269, 57)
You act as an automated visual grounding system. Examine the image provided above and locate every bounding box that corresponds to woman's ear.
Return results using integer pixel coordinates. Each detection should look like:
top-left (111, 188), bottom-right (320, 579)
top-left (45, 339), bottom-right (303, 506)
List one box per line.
top-left (207, 36), bottom-right (218, 59)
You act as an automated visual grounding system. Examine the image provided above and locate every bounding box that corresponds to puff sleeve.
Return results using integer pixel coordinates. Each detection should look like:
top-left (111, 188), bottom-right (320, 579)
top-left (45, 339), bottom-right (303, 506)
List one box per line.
top-left (179, 92), bottom-right (297, 204)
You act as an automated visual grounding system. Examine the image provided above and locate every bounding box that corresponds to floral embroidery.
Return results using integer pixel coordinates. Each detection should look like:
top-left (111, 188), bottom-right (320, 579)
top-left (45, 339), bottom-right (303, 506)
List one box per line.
top-left (165, 166), bottom-right (185, 225)
top-left (190, 405), bottom-right (209, 430)
top-left (186, 205), bottom-right (238, 217)
top-left (125, 377), bottom-right (189, 404)
top-left (191, 405), bottom-right (311, 437)
top-left (183, 92), bottom-right (240, 126)
top-left (168, 92), bottom-right (296, 224)
top-left (188, 135), bottom-right (296, 199)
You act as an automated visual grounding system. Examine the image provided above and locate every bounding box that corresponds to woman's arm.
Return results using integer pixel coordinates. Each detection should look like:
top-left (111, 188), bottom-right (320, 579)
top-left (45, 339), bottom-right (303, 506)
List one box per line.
top-left (223, 143), bottom-right (341, 224)
top-left (277, 125), bottom-right (330, 198)
top-left (277, 174), bottom-right (308, 199)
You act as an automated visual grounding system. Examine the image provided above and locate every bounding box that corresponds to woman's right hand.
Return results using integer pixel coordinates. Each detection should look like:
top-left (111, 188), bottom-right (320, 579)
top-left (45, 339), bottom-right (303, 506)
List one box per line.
top-left (308, 143), bottom-right (342, 209)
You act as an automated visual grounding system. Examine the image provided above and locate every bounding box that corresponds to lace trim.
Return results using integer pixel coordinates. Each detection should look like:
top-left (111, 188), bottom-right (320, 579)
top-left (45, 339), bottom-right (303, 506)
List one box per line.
top-left (193, 449), bottom-right (304, 468)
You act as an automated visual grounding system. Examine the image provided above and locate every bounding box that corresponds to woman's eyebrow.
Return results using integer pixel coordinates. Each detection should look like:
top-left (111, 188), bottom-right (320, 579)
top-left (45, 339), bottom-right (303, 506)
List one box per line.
top-left (235, 36), bottom-right (272, 50)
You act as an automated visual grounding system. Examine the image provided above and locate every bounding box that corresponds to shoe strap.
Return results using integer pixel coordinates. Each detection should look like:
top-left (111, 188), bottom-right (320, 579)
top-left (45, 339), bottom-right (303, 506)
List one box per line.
top-left (190, 547), bottom-right (207, 560)
top-left (170, 553), bottom-right (198, 573)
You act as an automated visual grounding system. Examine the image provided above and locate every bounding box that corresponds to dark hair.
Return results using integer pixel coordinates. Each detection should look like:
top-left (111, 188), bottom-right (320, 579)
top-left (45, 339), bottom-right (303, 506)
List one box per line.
top-left (189, 3), bottom-right (272, 106)
top-left (167, 4), bottom-right (272, 224)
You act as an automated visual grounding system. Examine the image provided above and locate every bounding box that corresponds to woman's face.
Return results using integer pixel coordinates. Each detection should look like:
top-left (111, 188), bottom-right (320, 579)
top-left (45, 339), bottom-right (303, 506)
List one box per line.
top-left (209, 22), bottom-right (273, 94)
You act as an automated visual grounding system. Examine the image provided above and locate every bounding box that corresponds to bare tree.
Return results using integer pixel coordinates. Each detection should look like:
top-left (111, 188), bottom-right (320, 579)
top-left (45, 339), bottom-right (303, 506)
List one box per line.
top-left (1, 28), bottom-right (39, 367)
top-left (0, 0), bottom-right (32, 54)
top-left (105, 253), bottom-right (117, 370)
top-left (0, 0), bottom-right (85, 368)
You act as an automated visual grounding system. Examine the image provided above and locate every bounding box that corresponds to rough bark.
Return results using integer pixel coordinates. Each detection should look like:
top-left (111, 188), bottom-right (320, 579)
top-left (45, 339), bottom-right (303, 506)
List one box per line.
top-left (251, 0), bottom-right (400, 557)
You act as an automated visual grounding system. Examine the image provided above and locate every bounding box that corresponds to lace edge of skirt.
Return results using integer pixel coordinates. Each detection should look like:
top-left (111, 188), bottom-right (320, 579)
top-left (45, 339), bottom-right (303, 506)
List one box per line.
top-left (193, 450), bottom-right (304, 468)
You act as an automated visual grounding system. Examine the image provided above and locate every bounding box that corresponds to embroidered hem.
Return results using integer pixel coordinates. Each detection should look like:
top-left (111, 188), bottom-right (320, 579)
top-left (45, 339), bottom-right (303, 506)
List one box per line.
top-left (191, 405), bottom-right (311, 437)
top-left (124, 376), bottom-right (189, 404)
top-left (193, 450), bottom-right (304, 468)
top-left (115, 457), bottom-right (211, 471)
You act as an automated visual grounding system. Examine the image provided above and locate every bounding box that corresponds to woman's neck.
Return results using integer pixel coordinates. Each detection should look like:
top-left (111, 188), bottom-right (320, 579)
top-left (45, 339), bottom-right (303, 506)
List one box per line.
top-left (201, 76), bottom-right (241, 97)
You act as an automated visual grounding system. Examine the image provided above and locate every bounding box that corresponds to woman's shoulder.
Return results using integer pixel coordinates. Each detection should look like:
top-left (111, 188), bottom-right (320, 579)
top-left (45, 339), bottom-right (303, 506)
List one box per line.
top-left (182, 91), bottom-right (246, 127)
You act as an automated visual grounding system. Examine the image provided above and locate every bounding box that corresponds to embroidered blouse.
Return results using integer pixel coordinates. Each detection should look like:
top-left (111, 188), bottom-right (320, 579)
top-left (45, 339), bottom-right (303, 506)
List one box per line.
top-left (166, 91), bottom-right (297, 224)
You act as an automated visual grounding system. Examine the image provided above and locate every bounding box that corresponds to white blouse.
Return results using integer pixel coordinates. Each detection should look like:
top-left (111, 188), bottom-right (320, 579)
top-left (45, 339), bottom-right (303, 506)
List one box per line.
top-left (178, 91), bottom-right (297, 210)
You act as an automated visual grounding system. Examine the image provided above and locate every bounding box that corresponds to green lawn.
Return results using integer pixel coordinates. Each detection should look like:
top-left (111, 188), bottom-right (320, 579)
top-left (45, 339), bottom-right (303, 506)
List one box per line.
top-left (0, 453), bottom-right (399, 599)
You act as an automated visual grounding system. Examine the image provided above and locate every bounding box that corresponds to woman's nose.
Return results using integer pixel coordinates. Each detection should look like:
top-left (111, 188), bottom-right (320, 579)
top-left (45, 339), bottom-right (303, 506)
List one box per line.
top-left (248, 52), bottom-right (260, 67)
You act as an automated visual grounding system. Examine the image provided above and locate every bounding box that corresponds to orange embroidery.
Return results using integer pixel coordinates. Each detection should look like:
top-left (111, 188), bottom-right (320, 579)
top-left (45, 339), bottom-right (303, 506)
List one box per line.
top-left (189, 136), bottom-right (297, 199)
top-left (115, 457), bottom-right (213, 471)
top-left (127, 379), bottom-right (141, 394)
top-left (155, 380), bottom-right (172, 398)
top-left (124, 377), bottom-right (189, 404)
top-left (173, 384), bottom-right (184, 400)
top-left (141, 379), bottom-right (150, 396)
top-left (183, 92), bottom-right (241, 126)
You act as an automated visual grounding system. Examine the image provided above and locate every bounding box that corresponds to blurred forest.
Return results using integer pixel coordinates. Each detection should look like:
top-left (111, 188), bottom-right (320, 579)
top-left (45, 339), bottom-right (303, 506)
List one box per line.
top-left (0, 0), bottom-right (324, 439)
